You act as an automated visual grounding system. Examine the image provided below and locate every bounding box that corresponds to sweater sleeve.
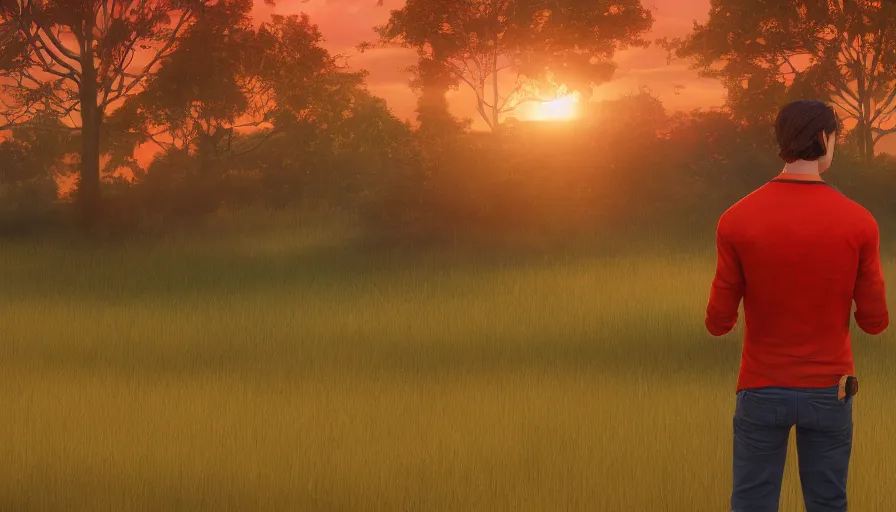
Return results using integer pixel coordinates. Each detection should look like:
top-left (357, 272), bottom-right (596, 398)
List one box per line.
top-left (706, 216), bottom-right (745, 336)
top-left (854, 216), bottom-right (889, 335)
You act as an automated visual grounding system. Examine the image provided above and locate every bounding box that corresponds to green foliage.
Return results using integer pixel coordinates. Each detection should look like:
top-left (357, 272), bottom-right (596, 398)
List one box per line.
top-left (122, 0), bottom-right (270, 163)
top-left (412, 57), bottom-right (472, 141)
top-left (101, 97), bottom-right (149, 179)
top-left (0, 137), bottom-right (62, 234)
top-left (371, 87), bottom-right (896, 246)
top-left (232, 88), bottom-right (423, 214)
top-left (667, 0), bottom-right (896, 161)
top-left (258, 14), bottom-right (364, 126)
top-left (96, 7), bottom-right (390, 226)
top-left (118, 8), bottom-right (368, 186)
top-left (0, 0), bottom-right (258, 227)
top-left (386, 91), bottom-right (674, 243)
top-left (0, 139), bottom-right (57, 198)
top-left (140, 0), bottom-right (259, 141)
top-left (4, 2), bottom-right (896, 245)
top-left (0, 0), bottom-right (217, 126)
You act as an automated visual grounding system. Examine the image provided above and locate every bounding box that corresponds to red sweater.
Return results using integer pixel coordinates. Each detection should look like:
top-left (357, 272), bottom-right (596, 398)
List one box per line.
top-left (706, 178), bottom-right (889, 392)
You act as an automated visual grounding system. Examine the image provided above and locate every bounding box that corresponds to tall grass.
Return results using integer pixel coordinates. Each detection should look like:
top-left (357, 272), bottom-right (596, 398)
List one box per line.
top-left (1, 223), bottom-right (894, 511)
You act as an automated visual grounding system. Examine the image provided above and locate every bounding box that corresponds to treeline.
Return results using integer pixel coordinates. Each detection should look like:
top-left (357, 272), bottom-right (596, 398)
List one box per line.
top-left (4, 88), bottom-right (896, 243)
top-left (3, 0), bottom-right (896, 244)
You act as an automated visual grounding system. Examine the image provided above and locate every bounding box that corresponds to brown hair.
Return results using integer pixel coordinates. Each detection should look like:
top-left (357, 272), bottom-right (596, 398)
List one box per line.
top-left (775, 101), bottom-right (840, 163)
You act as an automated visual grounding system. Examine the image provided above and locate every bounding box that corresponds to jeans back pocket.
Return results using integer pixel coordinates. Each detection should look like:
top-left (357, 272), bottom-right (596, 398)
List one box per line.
top-left (806, 389), bottom-right (853, 431)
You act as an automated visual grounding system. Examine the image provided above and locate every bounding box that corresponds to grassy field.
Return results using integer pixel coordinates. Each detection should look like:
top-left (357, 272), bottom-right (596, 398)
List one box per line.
top-left (1, 222), bottom-right (895, 511)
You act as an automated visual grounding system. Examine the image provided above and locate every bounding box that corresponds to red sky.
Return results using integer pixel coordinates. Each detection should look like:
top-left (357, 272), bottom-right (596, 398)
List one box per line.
top-left (255, 0), bottom-right (726, 130)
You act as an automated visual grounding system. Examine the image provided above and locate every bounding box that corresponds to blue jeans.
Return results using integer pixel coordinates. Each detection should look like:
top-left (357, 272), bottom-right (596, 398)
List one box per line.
top-left (731, 385), bottom-right (853, 512)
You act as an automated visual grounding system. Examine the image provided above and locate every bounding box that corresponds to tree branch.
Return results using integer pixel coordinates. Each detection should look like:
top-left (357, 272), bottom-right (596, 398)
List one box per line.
top-left (872, 126), bottom-right (896, 144)
top-left (230, 128), bottom-right (280, 157)
top-left (870, 86), bottom-right (896, 124)
top-left (37, 21), bottom-right (81, 62)
top-left (15, 25), bottom-right (81, 82)
top-left (102, 10), bottom-right (195, 107)
top-left (27, 29), bottom-right (82, 77)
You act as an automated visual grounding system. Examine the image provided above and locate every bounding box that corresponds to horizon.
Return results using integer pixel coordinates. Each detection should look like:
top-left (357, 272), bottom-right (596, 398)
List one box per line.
top-left (253, 0), bottom-right (896, 153)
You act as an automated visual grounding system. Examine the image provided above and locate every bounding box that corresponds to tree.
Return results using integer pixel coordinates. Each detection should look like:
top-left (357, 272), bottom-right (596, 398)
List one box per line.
top-left (0, 113), bottom-right (73, 230)
top-left (365, 0), bottom-right (653, 131)
top-left (128, 0), bottom-right (275, 179)
top-left (411, 57), bottom-right (471, 140)
top-left (131, 11), bottom-right (364, 198)
top-left (0, 0), bottom-right (274, 228)
top-left (666, 0), bottom-right (896, 164)
top-left (122, 10), bottom-right (389, 217)
top-left (257, 14), bottom-right (368, 134)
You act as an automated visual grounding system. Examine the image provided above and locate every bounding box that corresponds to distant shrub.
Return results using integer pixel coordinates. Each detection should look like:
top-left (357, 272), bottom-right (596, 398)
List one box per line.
top-left (0, 139), bottom-right (64, 236)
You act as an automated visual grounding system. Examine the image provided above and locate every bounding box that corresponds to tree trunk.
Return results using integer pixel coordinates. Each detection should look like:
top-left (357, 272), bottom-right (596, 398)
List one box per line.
top-left (855, 120), bottom-right (875, 166)
top-left (491, 50), bottom-right (500, 131)
top-left (194, 130), bottom-right (225, 215)
top-left (78, 58), bottom-right (102, 230)
top-left (857, 74), bottom-right (874, 165)
top-left (197, 132), bottom-right (217, 177)
top-left (863, 123), bottom-right (875, 164)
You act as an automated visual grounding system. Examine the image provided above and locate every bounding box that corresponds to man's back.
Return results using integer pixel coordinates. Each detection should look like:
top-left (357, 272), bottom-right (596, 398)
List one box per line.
top-left (706, 178), bottom-right (889, 392)
top-left (718, 100), bottom-right (888, 511)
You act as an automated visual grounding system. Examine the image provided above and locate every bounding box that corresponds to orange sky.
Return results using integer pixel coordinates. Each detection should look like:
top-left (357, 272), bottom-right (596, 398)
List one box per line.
top-left (35, 0), bottom-right (896, 171)
top-left (272, 0), bottom-right (896, 153)
top-left (255, 0), bottom-right (726, 130)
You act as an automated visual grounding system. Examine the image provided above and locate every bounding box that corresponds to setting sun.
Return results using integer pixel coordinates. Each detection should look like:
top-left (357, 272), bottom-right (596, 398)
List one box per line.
top-left (527, 94), bottom-right (581, 121)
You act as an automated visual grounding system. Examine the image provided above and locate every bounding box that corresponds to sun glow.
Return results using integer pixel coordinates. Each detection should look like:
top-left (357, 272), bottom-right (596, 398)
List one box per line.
top-left (527, 93), bottom-right (581, 121)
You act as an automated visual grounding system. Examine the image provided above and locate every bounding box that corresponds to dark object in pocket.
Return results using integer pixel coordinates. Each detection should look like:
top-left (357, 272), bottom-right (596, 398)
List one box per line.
top-left (838, 375), bottom-right (859, 400)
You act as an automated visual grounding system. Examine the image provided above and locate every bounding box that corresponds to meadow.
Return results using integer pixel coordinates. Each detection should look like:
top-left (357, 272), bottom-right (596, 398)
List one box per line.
top-left (2, 217), bottom-right (895, 511)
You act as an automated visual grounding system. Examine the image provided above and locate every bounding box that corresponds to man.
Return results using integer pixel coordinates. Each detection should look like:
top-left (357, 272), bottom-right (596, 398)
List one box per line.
top-left (705, 100), bottom-right (889, 512)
